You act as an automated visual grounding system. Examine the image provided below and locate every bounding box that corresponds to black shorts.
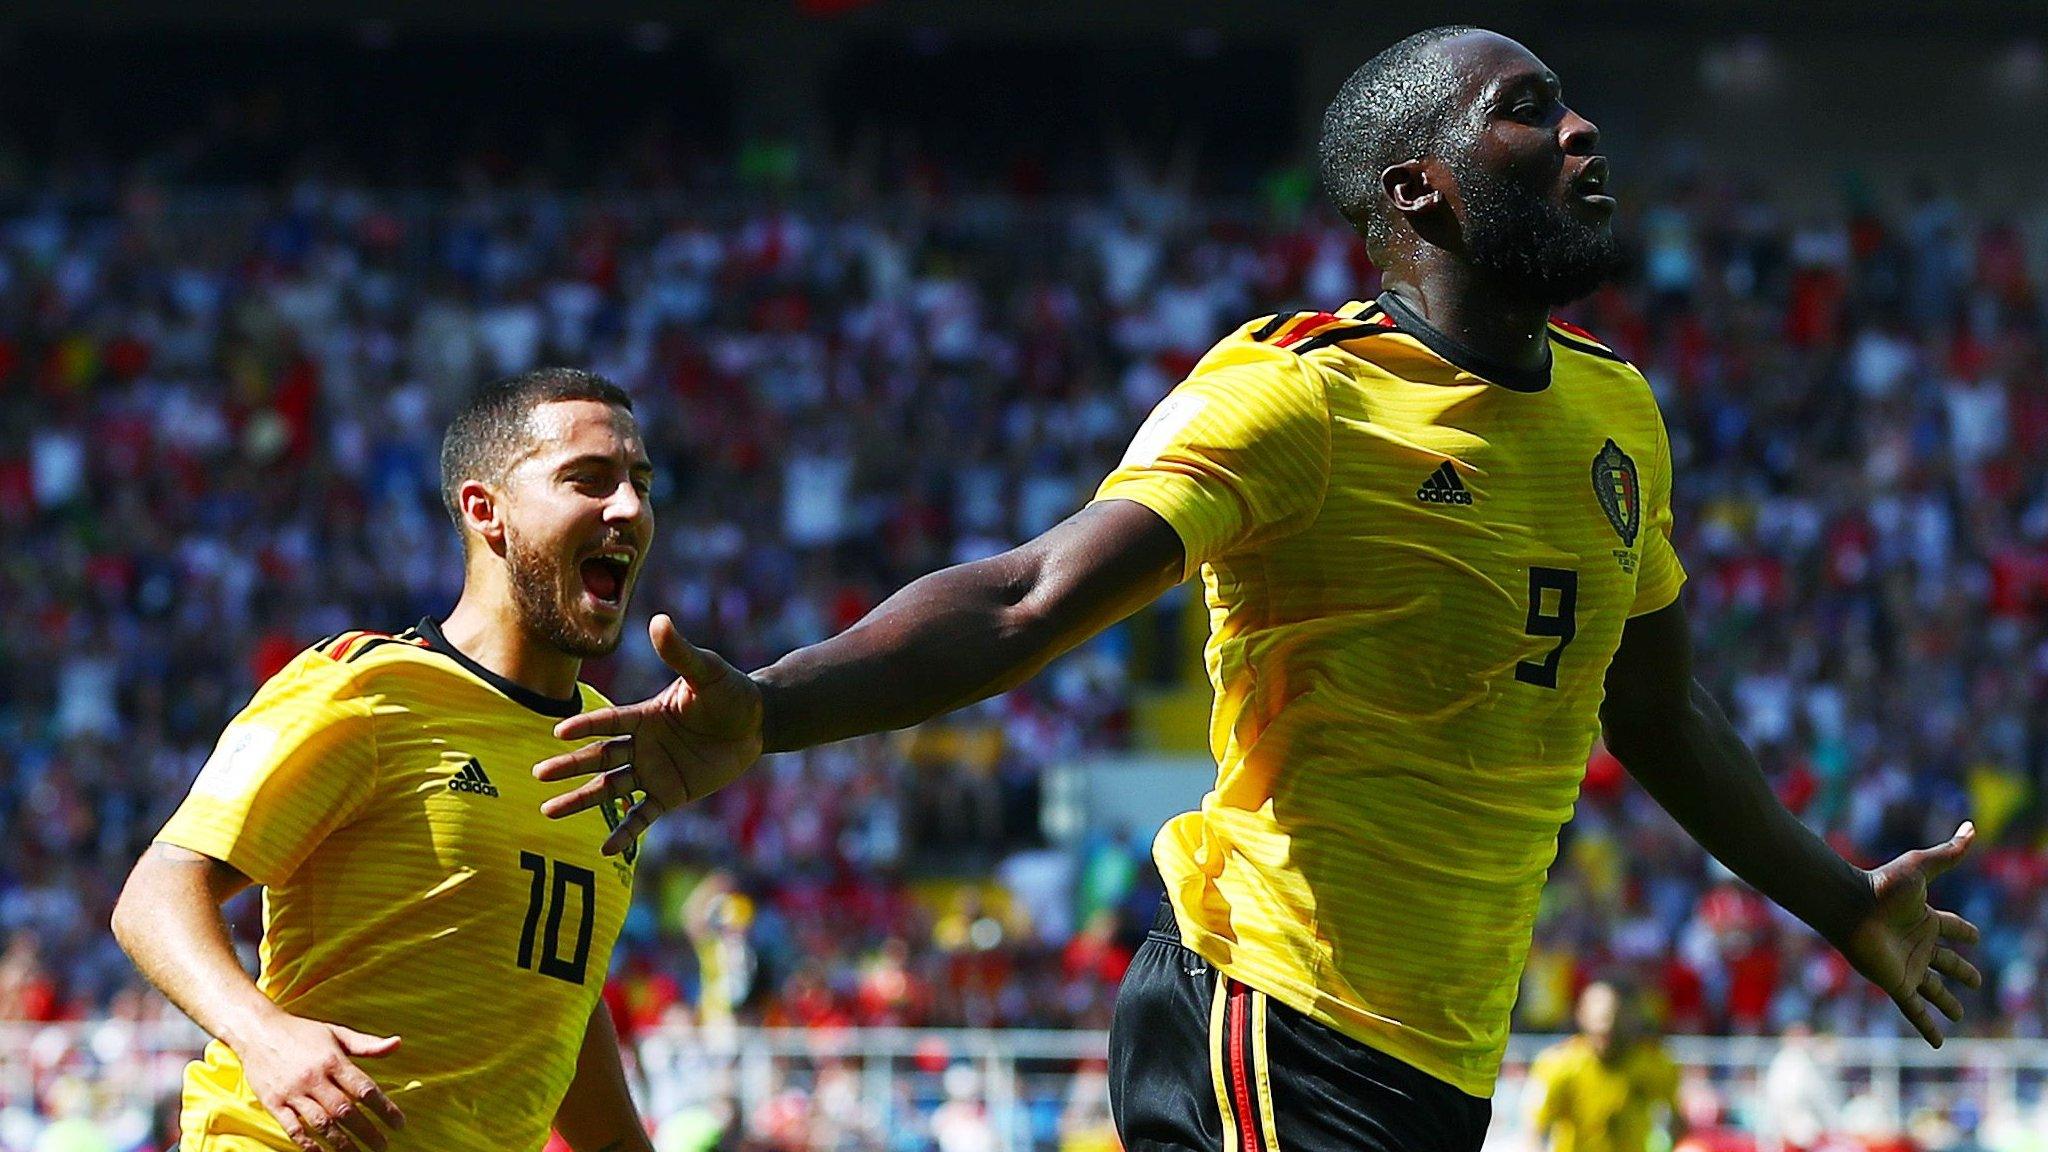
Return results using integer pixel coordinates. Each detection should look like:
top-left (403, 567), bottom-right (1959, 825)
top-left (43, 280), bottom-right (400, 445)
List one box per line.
top-left (1108, 902), bottom-right (1492, 1152)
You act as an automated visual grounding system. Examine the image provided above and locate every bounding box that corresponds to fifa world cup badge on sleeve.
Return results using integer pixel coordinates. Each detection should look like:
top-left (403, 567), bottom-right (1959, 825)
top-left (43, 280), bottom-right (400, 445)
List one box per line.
top-left (193, 724), bottom-right (280, 800)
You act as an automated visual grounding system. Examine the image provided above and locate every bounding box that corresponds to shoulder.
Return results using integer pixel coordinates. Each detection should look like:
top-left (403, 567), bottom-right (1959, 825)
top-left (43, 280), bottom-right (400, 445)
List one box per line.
top-left (1547, 318), bottom-right (1665, 409)
top-left (577, 682), bottom-right (617, 712)
top-left (214, 635), bottom-right (404, 754)
top-left (1529, 1041), bottom-right (1574, 1078)
top-left (1231, 301), bottom-right (1401, 360)
top-left (1636, 1042), bottom-right (1680, 1078)
top-left (309, 628), bottom-right (436, 667)
top-left (278, 628), bottom-right (441, 706)
top-left (1545, 317), bottom-right (1631, 365)
top-left (1547, 318), bottom-right (1651, 392)
top-left (1184, 304), bottom-right (1399, 398)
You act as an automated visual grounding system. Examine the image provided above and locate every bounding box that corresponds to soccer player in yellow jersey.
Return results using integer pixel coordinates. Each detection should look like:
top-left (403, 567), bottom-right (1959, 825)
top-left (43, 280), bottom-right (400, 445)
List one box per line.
top-left (535, 27), bottom-right (1983, 1152)
top-left (113, 369), bottom-right (656, 1152)
top-left (1528, 982), bottom-right (1684, 1152)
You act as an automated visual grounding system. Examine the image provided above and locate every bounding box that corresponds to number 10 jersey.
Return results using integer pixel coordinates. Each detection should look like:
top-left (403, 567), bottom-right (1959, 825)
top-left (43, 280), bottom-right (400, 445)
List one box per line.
top-left (156, 618), bottom-right (635, 1152)
top-left (1092, 295), bottom-right (1685, 1098)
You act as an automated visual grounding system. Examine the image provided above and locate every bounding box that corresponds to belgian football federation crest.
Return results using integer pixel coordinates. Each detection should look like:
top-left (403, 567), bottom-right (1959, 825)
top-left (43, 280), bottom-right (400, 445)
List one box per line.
top-left (1592, 438), bottom-right (1640, 548)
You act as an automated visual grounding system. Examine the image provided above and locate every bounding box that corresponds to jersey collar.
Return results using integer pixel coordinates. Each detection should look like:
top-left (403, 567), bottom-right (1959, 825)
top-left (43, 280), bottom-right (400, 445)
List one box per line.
top-left (415, 616), bottom-right (584, 718)
top-left (1374, 291), bottom-right (1553, 393)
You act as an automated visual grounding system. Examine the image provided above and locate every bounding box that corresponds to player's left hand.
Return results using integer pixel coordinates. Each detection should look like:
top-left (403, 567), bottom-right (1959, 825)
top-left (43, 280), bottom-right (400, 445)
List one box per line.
top-left (1838, 822), bottom-right (1982, 1047)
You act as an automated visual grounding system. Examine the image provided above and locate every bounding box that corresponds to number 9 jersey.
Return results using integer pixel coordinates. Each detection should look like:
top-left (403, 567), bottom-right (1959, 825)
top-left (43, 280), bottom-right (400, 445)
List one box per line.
top-left (1092, 294), bottom-right (1685, 1098)
top-left (155, 618), bottom-right (636, 1152)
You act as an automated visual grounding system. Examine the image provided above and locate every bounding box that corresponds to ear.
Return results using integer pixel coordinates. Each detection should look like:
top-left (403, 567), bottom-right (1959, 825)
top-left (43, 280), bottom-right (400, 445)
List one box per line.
top-left (1380, 159), bottom-right (1444, 219)
top-left (458, 479), bottom-right (506, 550)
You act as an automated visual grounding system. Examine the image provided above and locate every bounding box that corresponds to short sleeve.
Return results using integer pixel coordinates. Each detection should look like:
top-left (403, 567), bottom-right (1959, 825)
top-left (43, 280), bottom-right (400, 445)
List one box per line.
top-left (156, 664), bottom-right (379, 888)
top-left (1629, 400), bottom-right (1687, 617)
top-left (1092, 342), bottom-right (1331, 582)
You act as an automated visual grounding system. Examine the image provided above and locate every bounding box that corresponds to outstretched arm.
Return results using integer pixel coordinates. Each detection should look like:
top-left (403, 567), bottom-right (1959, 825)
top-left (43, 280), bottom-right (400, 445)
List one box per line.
top-left (114, 844), bottom-right (406, 1152)
top-left (1599, 599), bottom-right (1982, 1046)
top-left (756, 498), bottom-right (1185, 751)
top-left (536, 499), bottom-right (1186, 853)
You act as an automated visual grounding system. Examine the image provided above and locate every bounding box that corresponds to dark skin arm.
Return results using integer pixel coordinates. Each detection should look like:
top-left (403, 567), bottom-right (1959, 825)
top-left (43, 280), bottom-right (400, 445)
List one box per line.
top-left (757, 499), bottom-right (1186, 751)
top-left (550, 1000), bottom-right (655, 1152)
top-left (535, 500), bottom-right (1187, 852)
top-left (1600, 600), bottom-right (1982, 1046)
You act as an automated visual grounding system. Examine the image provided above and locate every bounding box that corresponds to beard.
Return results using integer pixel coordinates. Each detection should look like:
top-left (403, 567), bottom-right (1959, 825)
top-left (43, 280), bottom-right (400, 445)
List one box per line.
top-left (1457, 161), bottom-right (1623, 306)
top-left (504, 526), bottom-right (624, 660)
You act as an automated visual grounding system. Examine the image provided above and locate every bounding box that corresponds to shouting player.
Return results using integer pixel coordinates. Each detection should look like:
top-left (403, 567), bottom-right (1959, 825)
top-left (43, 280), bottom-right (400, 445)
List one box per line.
top-left (115, 369), bottom-right (655, 1152)
top-left (535, 28), bottom-right (1982, 1152)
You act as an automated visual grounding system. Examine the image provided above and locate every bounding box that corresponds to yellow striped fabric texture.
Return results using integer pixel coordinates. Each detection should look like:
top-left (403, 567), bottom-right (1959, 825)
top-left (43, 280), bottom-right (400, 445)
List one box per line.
top-left (158, 639), bottom-right (633, 1151)
top-left (1094, 301), bottom-right (1683, 1096)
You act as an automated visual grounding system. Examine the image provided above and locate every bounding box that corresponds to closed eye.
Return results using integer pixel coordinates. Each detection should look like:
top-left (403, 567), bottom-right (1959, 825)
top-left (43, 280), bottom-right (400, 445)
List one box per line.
top-left (1499, 72), bottom-right (1562, 125)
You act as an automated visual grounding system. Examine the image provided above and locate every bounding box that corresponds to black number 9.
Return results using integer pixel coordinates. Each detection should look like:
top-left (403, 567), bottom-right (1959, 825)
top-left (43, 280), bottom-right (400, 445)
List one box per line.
top-left (1515, 567), bottom-right (1578, 689)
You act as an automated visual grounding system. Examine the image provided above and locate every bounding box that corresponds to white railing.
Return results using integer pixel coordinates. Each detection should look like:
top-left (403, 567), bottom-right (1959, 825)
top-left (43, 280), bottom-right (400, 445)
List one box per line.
top-left (3, 1021), bottom-right (2046, 1151)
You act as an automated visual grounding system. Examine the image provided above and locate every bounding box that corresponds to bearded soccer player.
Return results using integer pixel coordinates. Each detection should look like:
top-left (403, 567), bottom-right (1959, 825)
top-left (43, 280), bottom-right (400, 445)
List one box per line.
top-left (535, 28), bottom-right (1982, 1151)
top-left (114, 369), bottom-right (655, 1152)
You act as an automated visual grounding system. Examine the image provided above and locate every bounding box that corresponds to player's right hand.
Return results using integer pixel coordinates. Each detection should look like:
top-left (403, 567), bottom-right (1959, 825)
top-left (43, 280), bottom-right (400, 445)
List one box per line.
top-left (239, 1012), bottom-right (405, 1152)
top-left (534, 613), bottom-right (764, 855)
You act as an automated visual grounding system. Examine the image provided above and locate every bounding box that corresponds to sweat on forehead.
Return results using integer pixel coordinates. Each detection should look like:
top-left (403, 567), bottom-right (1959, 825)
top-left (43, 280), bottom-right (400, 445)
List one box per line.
top-left (515, 399), bottom-right (640, 458)
top-left (1457, 36), bottom-right (1555, 99)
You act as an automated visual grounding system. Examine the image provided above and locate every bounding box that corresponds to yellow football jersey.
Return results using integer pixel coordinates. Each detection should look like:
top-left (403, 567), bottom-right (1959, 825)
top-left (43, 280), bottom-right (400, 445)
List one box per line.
top-left (156, 619), bottom-right (637, 1152)
top-left (1093, 293), bottom-right (1685, 1097)
top-left (1529, 1036), bottom-right (1683, 1152)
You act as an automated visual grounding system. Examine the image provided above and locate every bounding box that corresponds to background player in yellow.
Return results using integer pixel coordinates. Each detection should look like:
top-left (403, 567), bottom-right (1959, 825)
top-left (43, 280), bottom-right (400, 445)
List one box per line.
top-left (533, 27), bottom-right (1982, 1152)
top-left (113, 369), bottom-right (657, 1152)
top-left (1528, 982), bottom-right (1685, 1152)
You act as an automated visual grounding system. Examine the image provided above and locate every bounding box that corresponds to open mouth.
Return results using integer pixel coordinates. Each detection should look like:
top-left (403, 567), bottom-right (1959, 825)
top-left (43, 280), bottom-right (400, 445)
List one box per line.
top-left (578, 547), bottom-right (634, 609)
top-left (1571, 157), bottom-right (1615, 208)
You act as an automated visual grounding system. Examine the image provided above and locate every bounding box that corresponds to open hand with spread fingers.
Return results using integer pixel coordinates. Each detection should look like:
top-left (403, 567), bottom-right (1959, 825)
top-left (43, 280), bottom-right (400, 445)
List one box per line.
top-left (534, 613), bottom-right (764, 855)
top-left (1838, 822), bottom-right (1983, 1047)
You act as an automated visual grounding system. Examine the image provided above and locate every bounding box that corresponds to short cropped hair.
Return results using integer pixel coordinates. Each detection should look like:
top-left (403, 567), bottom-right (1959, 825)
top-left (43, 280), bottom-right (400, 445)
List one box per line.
top-left (438, 367), bottom-right (634, 527)
top-left (1318, 25), bottom-right (1481, 256)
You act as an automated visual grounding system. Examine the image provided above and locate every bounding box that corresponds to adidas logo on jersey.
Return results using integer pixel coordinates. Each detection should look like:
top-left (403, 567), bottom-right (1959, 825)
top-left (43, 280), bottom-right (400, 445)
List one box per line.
top-left (1416, 462), bottom-right (1473, 505)
top-left (449, 758), bottom-right (499, 797)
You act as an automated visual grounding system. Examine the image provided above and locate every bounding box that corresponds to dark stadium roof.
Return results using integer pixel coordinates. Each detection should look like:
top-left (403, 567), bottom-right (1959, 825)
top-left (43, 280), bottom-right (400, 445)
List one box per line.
top-left (1, 0), bottom-right (2043, 34)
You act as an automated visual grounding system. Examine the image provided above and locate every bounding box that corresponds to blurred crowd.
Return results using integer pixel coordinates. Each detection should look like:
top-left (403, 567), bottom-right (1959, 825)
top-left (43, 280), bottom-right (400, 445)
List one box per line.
top-left (0, 101), bottom-right (2045, 1150)
top-left (1518, 178), bottom-right (2048, 1051)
